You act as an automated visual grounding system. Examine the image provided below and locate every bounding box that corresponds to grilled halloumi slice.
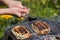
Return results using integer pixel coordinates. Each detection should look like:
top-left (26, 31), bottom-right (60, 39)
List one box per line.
top-left (12, 25), bottom-right (32, 40)
top-left (32, 21), bottom-right (50, 35)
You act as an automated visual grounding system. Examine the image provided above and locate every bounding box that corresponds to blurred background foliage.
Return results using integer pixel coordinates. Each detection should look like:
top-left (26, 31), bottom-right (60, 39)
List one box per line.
top-left (19, 0), bottom-right (60, 18)
top-left (0, 0), bottom-right (60, 38)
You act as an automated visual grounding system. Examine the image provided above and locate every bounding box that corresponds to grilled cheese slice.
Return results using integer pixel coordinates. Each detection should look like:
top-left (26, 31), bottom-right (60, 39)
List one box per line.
top-left (32, 21), bottom-right (50, 35)
top-left (12, 25), bottom-right (32, 39)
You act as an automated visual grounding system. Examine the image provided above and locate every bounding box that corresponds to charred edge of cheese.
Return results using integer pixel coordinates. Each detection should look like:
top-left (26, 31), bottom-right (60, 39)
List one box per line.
top-left (32, 21), bottom-right (50, 34)
top-left (12, 25), bottom-right (32, 39)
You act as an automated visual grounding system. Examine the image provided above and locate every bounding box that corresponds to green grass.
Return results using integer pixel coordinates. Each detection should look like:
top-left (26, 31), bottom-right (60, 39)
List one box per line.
top-left (20, 0), bottom-right (58, 18)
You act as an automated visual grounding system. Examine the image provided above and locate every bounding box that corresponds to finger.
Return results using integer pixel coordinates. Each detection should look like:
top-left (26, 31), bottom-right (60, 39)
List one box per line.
top-left (16, 5), bottom-right (24, 9)
top-left (17, 6), bottom-right (27, 9)
top-left (25, 8), bottom-right (30, 14)
top-left (16, 12), bottom-right (22, 17)
top-left (19, 8), bottom-right (28, 13)
top-left (17, 2), bottom-right (23, 6)
top-left (21, 13), bottom-right (26, 17)
top-left (20, 8), bottom-right (30, 16)
top-left (23, 6), bottom-right (27, 9)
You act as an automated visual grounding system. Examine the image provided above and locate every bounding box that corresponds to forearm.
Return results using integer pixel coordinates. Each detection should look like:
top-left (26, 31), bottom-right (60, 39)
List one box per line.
top-left (0, 9), bottom-right (10, 14)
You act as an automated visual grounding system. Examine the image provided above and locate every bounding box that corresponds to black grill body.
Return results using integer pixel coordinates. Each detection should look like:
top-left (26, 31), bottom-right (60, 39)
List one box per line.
top-left (1, 17), bottom-right (60, 40)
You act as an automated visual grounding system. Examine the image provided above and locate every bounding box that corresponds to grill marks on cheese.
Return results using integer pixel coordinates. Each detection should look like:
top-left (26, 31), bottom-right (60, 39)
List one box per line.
top-left (14, 26), bottom-right (28, 35)
top-left (33, 22), bottom-right (49, 30)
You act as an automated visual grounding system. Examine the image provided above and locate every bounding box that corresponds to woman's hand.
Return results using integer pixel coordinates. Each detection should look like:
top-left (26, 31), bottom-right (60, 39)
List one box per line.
top-left (0, 7), bottom-right (29, 17)
top-left (1, 0), bottom-right (30, 17)
top-left (8, 7), bottom-right (29, 17)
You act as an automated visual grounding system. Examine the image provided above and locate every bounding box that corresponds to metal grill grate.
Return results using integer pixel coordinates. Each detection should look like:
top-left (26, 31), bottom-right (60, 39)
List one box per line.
top-left (1, 17), bottom-right (60, 40)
